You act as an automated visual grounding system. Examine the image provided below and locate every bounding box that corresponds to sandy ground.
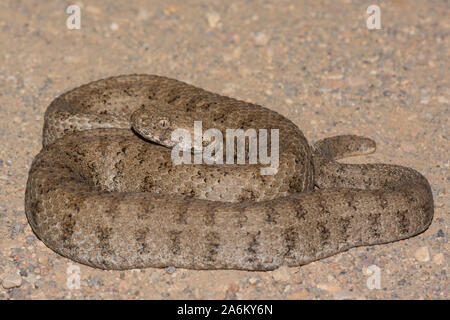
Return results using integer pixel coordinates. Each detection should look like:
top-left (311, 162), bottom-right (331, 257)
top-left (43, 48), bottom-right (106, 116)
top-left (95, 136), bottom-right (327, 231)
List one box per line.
top-left (0, 0), bottom-right (448, 299)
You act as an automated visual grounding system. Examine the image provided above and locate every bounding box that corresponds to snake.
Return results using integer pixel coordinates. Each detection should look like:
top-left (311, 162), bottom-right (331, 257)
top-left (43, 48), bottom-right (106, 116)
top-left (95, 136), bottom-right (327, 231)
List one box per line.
top-left (25, 74), bottom-right (434, 270)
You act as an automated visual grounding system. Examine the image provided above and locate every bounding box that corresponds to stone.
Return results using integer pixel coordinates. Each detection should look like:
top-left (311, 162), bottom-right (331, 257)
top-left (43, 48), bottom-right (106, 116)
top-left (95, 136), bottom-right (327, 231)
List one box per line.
top-left (110, 22), bottom-right (119, 31)
top-left (414, 247), bottom-right (430, 262)
top-left (206, 12), bottom-right (221, 28)
top-left (254, 32), bottom-right (270, 46)
top-left (165, 266), bottom-right (176, 274)
top-left (432, 253), bottom-right (444, 265)
top-left (271, 266), bottom-right (292, 282)
top-left (2, 272), bottom-right (22, 289)
top-left (38, 255), bottom-right (48, 265)
top-left (437, 96), bottom-right (448, 104)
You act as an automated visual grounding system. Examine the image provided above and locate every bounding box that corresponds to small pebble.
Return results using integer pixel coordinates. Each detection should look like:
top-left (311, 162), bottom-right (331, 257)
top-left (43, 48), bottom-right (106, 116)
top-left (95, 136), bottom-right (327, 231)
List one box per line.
top-left (432, 253), bottom-right (444, 265)
top-left (253, 32), bottom-right (270, 46)
top-left (248, 277), bottom-right (259, 284)
top-left (110, 22), bottom-right (119, 31)
top-left (285, 98), bottom-right (294, 105)
top-left (165, 266), bottom-right (176, 274)
top-left (38, 255), bottom-right (48, 265)
top-left (206, 12), bottom-right (221, 28)
top-left (437, 96), bottom-right (448, 104)
top-left (415, 247), bottom-right (430, 262)
top-left (2, 272), bottom-right (23, 289)
top-left (164, 5), bottom-right (179, 15)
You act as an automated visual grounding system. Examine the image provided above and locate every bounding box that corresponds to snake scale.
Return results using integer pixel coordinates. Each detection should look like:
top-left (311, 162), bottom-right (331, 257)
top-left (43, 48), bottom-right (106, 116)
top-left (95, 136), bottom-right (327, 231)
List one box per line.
top-left (25, 74), bottom-right (434, 270)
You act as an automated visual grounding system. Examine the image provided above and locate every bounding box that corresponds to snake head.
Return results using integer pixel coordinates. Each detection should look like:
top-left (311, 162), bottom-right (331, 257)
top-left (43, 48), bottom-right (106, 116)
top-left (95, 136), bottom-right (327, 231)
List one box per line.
top-left (131, 104), bottom-right (175, 146)
top-left (131, 103), bottom-right (196, 149)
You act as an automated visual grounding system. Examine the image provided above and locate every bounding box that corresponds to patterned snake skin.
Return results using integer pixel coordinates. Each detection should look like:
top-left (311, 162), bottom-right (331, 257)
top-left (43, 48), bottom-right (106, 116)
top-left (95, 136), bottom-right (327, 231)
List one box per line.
top-left (25, 75), bottom-right (434, 270)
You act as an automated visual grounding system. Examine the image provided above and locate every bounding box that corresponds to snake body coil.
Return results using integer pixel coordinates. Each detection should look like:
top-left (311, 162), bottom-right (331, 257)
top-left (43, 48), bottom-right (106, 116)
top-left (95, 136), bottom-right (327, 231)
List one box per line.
top-left (25, 75), bottom-right (434, 270)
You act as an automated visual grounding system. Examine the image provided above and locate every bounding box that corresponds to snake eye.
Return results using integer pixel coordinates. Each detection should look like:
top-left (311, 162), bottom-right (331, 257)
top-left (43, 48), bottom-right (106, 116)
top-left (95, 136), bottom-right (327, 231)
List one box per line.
top-left (159, 119), bottom-right (169, 129)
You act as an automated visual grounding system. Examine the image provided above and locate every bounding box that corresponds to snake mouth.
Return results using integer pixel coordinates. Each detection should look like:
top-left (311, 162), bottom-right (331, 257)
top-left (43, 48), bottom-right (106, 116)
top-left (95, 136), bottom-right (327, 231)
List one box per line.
top-left (132, 121), bottom-right (176, 148)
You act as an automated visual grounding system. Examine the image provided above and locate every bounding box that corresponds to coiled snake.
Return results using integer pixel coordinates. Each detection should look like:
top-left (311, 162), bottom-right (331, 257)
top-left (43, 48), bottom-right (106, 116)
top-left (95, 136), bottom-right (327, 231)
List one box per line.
top-left (25, 75), bottom-right (434, 270)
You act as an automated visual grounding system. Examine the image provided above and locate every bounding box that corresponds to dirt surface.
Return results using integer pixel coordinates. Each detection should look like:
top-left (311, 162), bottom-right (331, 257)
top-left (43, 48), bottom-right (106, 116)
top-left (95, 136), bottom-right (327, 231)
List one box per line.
top-left (0, 0), bottom-right (448, 299)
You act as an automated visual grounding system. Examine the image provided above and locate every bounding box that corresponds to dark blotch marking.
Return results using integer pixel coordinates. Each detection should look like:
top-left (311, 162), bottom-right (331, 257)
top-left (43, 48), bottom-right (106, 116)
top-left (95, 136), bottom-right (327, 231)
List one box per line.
top-left (233, 208), bottom-right (248, 228)
top-left (246, 231), bottom-right (261, 263)
top-left (338, 217), bottom-right (351, 242)
top-left (367, 213), bottom-right (381, 239)
top-left (283, 227), bottom-right (298, 258)
top-left (204, 207), bottom-right (216, 226)
top-left (60, 211), bottom-right (76, 246)
top-left (136, 204), bottom-right (153, 220)
top-left (136, 227), bottom-right (151, 255)
top-left (317, 222), bottom-right (330, 244)
top-left (294, 203), bottom-right (308, 220)
top-left (396, 210), bottom-right (410, 235)
top-left (96, 226), bottom-right (114, 261)
top-left (28, 200), bottom-right (42, 232)
top-left (239, 189), bottom-right (258, 201)
top-left (265, 207), bottom-right (279, 224)
top-left (169, 230), bottom-right (182, 255)
top-left (205, 232), bottom-right (220, 262)
top-left (140, 176), bottom-right (154, 192)
top-left (288, 175), bottom-right (304, 192)
top-left (175, 204), bottom-right (190, 225)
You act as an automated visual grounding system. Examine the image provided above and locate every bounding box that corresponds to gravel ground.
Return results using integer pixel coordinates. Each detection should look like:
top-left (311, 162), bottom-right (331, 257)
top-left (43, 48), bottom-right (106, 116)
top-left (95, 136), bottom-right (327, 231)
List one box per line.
top-left (0, 0), bottom-right (448, 299)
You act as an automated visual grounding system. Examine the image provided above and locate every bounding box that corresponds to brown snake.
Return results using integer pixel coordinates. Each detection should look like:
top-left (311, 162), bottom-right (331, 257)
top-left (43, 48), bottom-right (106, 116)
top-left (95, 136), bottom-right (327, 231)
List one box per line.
top-left (25, 74), bottom-right (434, 270)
